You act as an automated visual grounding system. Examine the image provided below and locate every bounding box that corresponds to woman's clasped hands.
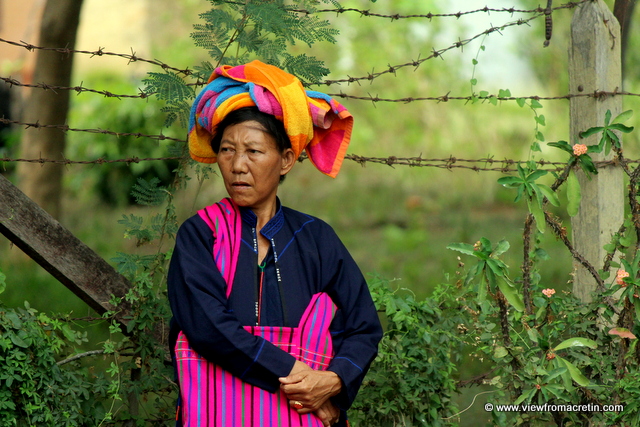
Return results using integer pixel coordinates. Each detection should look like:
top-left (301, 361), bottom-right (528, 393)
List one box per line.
top-left (279, 360), bottom-right (342, 427)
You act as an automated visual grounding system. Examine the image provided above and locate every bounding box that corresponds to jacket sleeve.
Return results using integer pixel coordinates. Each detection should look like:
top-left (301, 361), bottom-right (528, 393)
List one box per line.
top-left (318, 225), bottom-right (383, 410)
top-left (167, 216), bottom-right (296, 393)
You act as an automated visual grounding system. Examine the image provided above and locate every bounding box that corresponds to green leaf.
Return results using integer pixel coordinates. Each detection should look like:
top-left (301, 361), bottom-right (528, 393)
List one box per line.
top-left (554, 337), bottom-right (598, 351)
top-left (578, 154), bottom-right (598, 175)
top-left (537, 184), bottom-right (560, 207)
top-left (608, 123), bottom-right (634, 134)
top-left (465, 262), bottom-right (481, 286)
top-left (143, 72), bottom-right (194, 102)
top-left (9, 332), bottom-right (28, 348)
top-left (535, 131), bottom-right (545, 142)
top-left (477, 269), bottom-right (488, 302)
top-left (0, 269), bottom-right (5, 295)
top-left (557, 356), bottom-right (590, 387)
top-left (131, 177), bottom-right (167, 206)
top-left (547, 140), bottom-right (572, 153)
top-left (486, 259), bottom-right (505, 277)
top-left (586, 144), bottom-right (602, 153)
top-left (516, 98), bottom-right (526, 108)
top-left (526, 169), bottom-right (548, 182)
top-left (566, 170), bottom-right (581, 217)
top-left (514, 388), bottom-right (537, 405)
top-left (498, 88), bottom-right (511, 98)
top-left (535, 248), bottom-right (551, 261)
top-left (497, 176), bottom-right (524, 188)
top-left (470, 78), bottom-right (477, 86)
top-left (527, 198), bottom-right (546, 233)
top-left (446, 243), bottom-right (476, 256)
top-left (620, 235), bottom-right (632, 247)
top-left (497, 279), bottom-right (525, 312)
top-left (613, 109), bottom-right (633, 124)
top-left (604, 109), bottom-right (612, 126)
top-left (485, 264), bottom-right (497, 289)
top-left (494, 346), bottom-right (508, 358)
top-left (527, 328), bottom-right (540, 344)
top-left (530, 99), bottom-right (543, 109)
top-left (493, 240), bottom-right (510, 257)
top-left (4, 311), bottom-right (23, 329)
top-left (579, 126), bottom-right (604, 139)
top-left (479, 90), bottom-right (489, 97)
top-left (535, 115), bottom-right (546, 126)
top-left (543, 367), bottom-right (567, 382)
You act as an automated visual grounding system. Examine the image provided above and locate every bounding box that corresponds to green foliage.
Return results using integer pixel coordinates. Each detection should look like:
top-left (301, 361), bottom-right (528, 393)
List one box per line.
top-left (67, 76), bottom-right (181, 206)
top-left (350, 276), bottom-right (461, 427)
top-left (448, 238), bottom-right (524, 313)
top-left (0, 295), bottom-right (106, 425)
top-left (578, 109), bottom-right (634, 155)
top-left (144, 0), bottom-right (342, 127)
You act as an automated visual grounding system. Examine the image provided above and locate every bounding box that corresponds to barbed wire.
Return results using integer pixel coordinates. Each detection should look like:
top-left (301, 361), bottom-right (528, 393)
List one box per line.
top-left (328, 89), bottom-right (639, 104)
top-left (0, 152), bottom-right (634, 173)
top-left (218, 0), bottom-right (587, 20)
top-left (0, 0), bottom-right (581, 92)
top-left (0, 118), bottom-right (184, 143)
top-left (312, 2), bottom-right (582, 87)
top-left (0, 38), bottom-right (193, 76)
top-left (4, 74), bottom-right (637, 105)
top-left (0, 156), bottom-right (184, 166)
top-left (1, 76), bottom-right (149, 99)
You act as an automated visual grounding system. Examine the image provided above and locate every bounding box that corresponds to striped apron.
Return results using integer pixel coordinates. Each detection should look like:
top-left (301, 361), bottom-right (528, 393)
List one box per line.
top-left (175, 199), bottom-right (337, 426)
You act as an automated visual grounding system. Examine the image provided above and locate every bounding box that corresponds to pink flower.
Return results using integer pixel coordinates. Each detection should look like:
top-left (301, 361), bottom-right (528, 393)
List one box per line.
top-left (542, 288), bottom-right (556, 298)
top-left (616, 269), bottom-right (630, 286)
top-left (573, 144), bottom-right (588, 156)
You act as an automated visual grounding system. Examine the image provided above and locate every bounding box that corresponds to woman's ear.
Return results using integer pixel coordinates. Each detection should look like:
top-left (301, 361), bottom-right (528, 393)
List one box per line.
top-left (281, 148), bottom-right (296, 176)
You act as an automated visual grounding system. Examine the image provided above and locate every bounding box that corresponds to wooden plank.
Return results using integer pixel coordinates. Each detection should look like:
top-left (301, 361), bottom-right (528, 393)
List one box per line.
top-left (569, 0), bottom-right (623, 302)
top-left (0, 173), bottom-right (133, 322)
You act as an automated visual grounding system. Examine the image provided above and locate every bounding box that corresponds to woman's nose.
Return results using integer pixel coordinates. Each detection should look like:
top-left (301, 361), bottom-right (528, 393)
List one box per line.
top-left (231, 152), bottom-right (248, 173)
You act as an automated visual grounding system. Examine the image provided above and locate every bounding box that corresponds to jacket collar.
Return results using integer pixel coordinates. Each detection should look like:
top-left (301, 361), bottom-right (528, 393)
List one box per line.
top-left (240, 197), bottom-right (285, 240)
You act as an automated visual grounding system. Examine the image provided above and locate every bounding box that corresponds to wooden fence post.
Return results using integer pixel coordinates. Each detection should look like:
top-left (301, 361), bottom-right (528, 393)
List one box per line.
top-left (569, 0), bottom-right (623, 302)
top-left (0, 174), bottom-right (133, 323)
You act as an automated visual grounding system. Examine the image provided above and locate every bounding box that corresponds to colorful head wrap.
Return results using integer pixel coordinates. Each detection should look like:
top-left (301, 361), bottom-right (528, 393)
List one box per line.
top-left (188, 60), bottom-right (353, 178)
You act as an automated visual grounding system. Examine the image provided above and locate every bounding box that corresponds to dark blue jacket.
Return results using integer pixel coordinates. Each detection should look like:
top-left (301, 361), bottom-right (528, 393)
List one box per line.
top-left (168, 202), bottom-right (382, 413)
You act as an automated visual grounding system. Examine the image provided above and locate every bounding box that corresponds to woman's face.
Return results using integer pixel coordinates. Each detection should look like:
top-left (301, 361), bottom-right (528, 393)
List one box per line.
top-left (217, 120), bottom-right (295, 214)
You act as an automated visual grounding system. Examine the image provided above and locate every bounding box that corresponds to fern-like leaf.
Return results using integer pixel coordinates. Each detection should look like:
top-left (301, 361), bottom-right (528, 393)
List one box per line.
top-left (282, 53), bottom-right (330, 82)
top-left (131, 177), bottom-right (167, 206)
top-left (143, 72), bottom-right (194, 102)
top-left (193, 61), bottom-right (216, 81)
top-left (112, 252), bottom-right (140, 278)
top-left (161, 101), bottom-right (191, 128)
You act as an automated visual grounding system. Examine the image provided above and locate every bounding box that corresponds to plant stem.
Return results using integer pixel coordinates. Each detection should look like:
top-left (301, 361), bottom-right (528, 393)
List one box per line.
top-left (522, 213), bottom-right (534, 316)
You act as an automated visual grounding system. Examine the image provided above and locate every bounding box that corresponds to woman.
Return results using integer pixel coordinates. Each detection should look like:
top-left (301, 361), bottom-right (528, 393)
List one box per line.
top-left (168, 60), bottom-right (382, 427)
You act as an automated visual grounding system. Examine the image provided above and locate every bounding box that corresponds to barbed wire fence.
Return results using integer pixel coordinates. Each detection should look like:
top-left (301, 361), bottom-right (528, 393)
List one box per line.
top-left (4, 0), bottom-right (634, 176)
top-left (0, 1), bottom-right (636, 424)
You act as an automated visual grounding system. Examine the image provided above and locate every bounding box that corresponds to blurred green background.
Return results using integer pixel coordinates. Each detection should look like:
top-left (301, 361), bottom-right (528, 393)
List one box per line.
top-left (2, 0), bottom-right (640, 425)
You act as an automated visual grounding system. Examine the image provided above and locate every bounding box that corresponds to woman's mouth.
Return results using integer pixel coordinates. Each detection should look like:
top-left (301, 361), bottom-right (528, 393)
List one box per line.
top-left (232, 182), bottom-right (251, 188)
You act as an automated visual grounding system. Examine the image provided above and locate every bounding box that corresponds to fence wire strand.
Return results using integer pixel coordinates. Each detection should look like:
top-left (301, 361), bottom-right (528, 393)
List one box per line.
top-left (5, 74), bottom-right (639, 105)
top-left (0, 1), bottom-right (619, 174)
top-left (1, 152), bottom-right (635, 173)
top-left (219, 0), bottom-right (587, 20)
top-left (0, 0), bottom-right (586, 91)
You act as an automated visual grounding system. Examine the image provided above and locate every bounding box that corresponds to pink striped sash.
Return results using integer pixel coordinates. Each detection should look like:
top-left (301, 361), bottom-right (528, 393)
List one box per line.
top-left (176, 292), bottom-right (337, 426)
